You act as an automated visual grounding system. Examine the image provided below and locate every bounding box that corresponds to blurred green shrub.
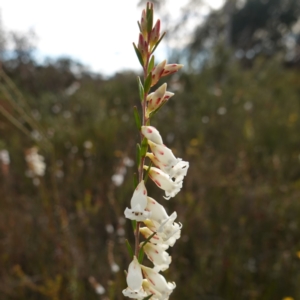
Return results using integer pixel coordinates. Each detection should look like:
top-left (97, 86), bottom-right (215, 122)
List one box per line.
top-left (0, 53), bottom-right (300, 300)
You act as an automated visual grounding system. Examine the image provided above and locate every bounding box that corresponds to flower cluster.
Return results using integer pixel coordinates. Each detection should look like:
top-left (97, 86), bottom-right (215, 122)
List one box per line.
top-left (123, 3), bottom-right (188, 299)
top-left (25, 147), bottom-right (46, 177)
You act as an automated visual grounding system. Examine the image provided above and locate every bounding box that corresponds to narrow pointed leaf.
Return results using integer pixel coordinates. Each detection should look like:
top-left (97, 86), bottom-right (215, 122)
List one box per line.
top-left (151, 32), bottom-right (166, 54)
top-left (133, 43), bottom-right (144, 67)
top-left (144, 72), bottom-right (152, 94)
top-left (137, 76), bottom-right (144, 102)
top-left (138, 247), bottom-right (144, 263)
top-left (137, 21), bottom-right (142, 32)
top-left (133, 106), bottom-right (141, 129)
top-left (148, 55), bottom-right (155, 73)
top-left (125, 239), bottom-right (134, 258)
top-left (131, 220), bottom-right (137, 231)
top-left (143, 162), bottom-right (152, 183)
top-left (138, 231), bottom-right (156, 263)
top-left (146, 8), bottom-right (153, 35)
top-left (140, 137), bottom-right (148, 157)
top-left (136, 143), bottom-right (141, 168)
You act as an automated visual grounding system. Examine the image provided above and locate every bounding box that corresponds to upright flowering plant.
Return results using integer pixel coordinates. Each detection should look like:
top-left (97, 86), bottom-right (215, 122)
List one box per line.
top-left (123, 3), bottom-right (189, 299)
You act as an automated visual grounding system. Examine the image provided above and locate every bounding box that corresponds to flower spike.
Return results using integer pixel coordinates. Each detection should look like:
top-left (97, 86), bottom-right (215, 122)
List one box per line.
top-left (124, 3), bottom-right (187, 299)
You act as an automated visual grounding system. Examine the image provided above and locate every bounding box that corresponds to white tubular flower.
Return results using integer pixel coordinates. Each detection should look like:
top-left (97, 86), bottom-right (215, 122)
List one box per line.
top-left (146, 197), bottom-right (169, 223)
top-left (146, 153), bottom-right (189, 183)
top-left (141, 265), bottom-right (176, 300)
top-left (124, 180), bottom-right (151, 221)
top-left (144, 166), bottom-right (182, 200)
top-left (141, 126), bottom-right (163, 145)
top-left (122, 256), bottom-right (148, 299)
top-left (142, 242), bottom-right (171, 272)
top-left (148, 141), bottom-right (181, 170)
top-left (142, 279), bottom-right (162, 300)
top-left (142, 212), bottom-right (182, 247)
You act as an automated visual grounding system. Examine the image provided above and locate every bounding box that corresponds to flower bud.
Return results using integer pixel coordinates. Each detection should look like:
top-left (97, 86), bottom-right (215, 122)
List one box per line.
top-left (146, 83), bottom-right (173, 117)
top-left (138, 33), bottom-right (148, 63)
top-left (149, 19), bottom-right (160, 49)
top-left (141, 126), bottom-right (163, 145)
top-left (140, 9), bottom-right (147, 37)
top-left (162, 64), bottom-right (184, 77)
top-left (151, 60), bottom-right (166, 86)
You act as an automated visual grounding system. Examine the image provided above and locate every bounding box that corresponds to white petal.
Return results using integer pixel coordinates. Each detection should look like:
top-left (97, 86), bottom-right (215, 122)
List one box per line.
top-left (169, 161), bottom-right (189, 178)
top-left (124, 205), bottom-right (151, 221)
top-left (131, 180), bottom-right (147, 210)
top-left (141, 126), bottom-right (163, 145)
top-left (127, 256), bottom-right (143, 290)
top-left (148, 141), bottom-right (181, 168)
top-left (146, 197), bottom-right (169, 223)
top-left (122, 287), bottom-right (147, 299)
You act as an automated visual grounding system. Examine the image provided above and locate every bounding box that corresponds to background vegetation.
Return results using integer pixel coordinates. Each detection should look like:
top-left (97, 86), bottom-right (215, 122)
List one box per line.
top-left (0, 0), bottom-right (300, 299)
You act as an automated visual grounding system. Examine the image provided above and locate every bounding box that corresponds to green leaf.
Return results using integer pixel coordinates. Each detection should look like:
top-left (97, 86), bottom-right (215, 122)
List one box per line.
top-left (148, 55), bottom-right (155, 74)
top-left (151, 32), bottom-right (166, 54)
top-left (133, 106), bottom-right (141, 129)
top-left (143, 162), bottom-right (152, 183)
top-left (146, 7), bottom-right (153, 35)
top-left (131, 220), bottom-right (137, 231)
top-left (138, 247), bottom-right (144, 263)
top-left (136, 144), bottom-right (141, 168)
top-left (144, 72), bottom-right (152, 94)
top-left (140, 137), bottom-right (148, 157)
top-left (133, 43), bottom-right (144, 67)
top-left (125, 240), bottom-right (134, 258)
top-left (137, 21), bottom-right (141, 32)
top-left (137, 76), bottom-right (144, 102)
top-left (133, 173), bottom-right (138, 189)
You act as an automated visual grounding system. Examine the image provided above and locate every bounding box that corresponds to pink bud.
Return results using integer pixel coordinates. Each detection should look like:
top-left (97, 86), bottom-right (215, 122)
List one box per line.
top-left (141, 126), bottom-right (163, 145)
top-left (150, 20), bottom-right (161, 48)
top-left (138, 33), bottom-right (148, 62)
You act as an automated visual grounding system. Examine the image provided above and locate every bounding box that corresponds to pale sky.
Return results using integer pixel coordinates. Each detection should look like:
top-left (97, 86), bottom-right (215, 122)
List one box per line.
top-left (0, 0), bottom-right (224, 76)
